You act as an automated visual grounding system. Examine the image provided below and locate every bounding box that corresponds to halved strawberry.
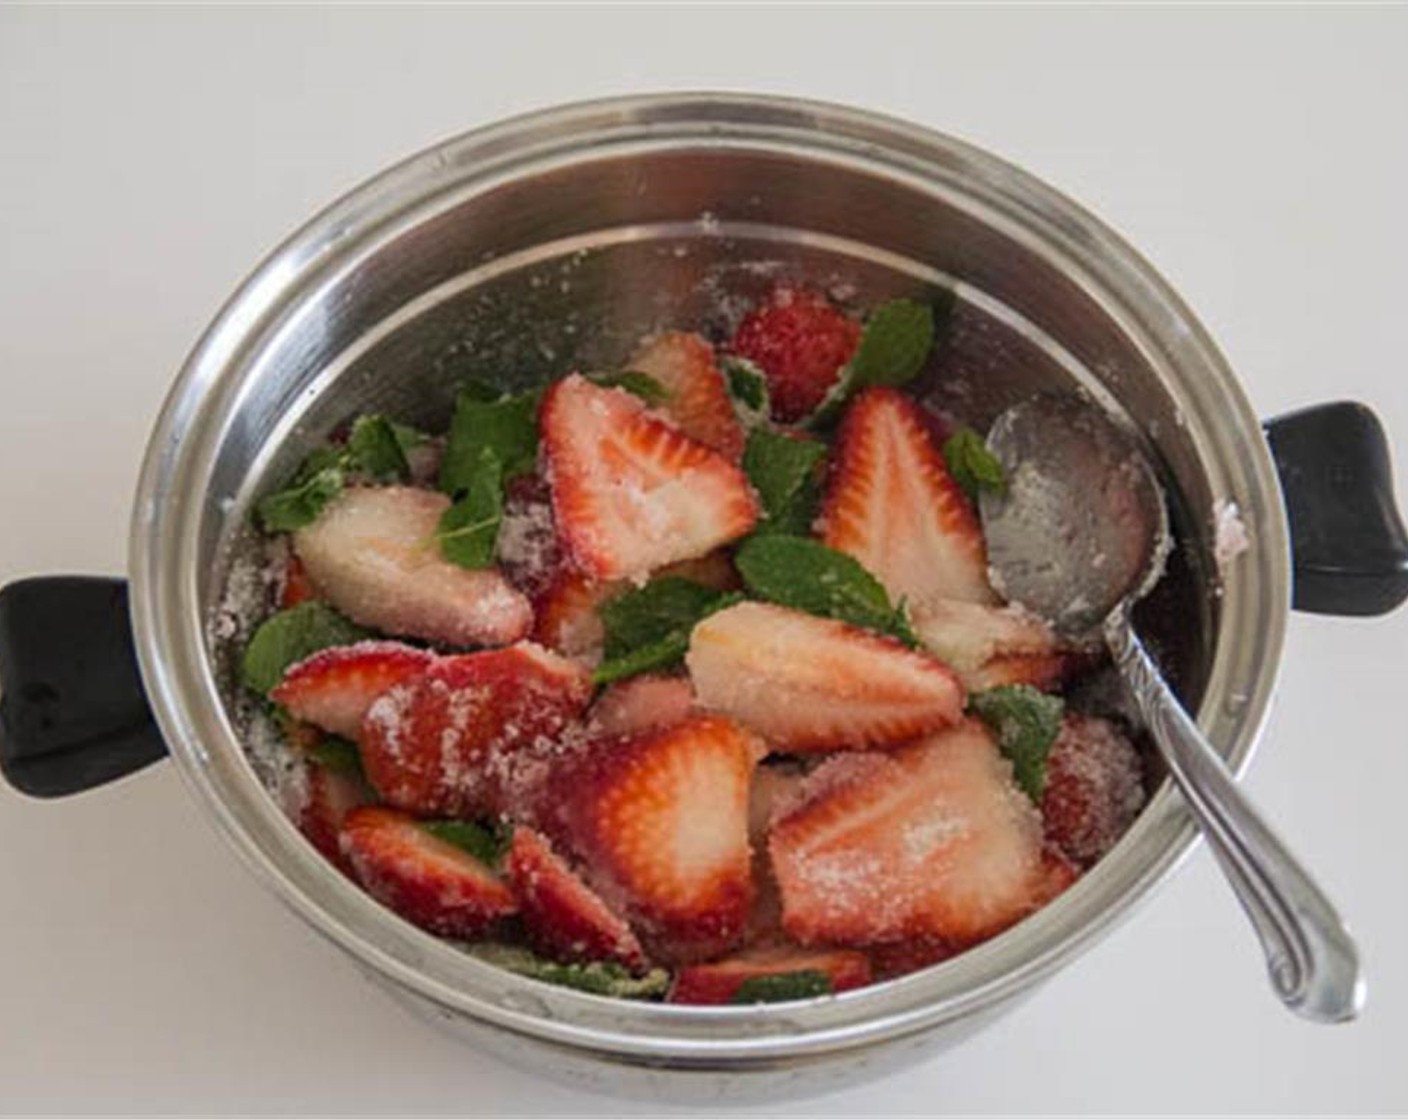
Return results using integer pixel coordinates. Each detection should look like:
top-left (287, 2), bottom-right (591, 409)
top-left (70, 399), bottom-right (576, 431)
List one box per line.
top-left (298, 763), bottom-right (374, 876)
top-left (541, 375), bottom-right (759, 582)
top-left (359, 642), bottom-right (592, 819)
top-left (540, 715), bottom-right (757, 963)
top-left (628, 331), bottom-right (745, 460)
top-left (293, 485), bottom-right (533, 649)
top-left (532, 567), bottom-right (611, 661)
top-left (504, 827), bottom-right (646, 970)
top-left (668, 946), bottom-right (872, 1005)
top-left (271, 641), bottom-right (436, 740)
top-left (1040, 715), bottom-right (1146, 866)
top-left (769, 720), bottom-right (1047, 946)
top-left (822, 388), bottom-right (995, 608)
top-left (686, 601), bottom-right (963, 752)
top-left (339, 806), bottom-right (517, 937)
top-left (909, 598), bottom-right (1082, 693)
top-left (280, 553), bottom-right (317, 608)
top-left (728, 285), bottom-right (861, 422)
top-left (589, 674), bottom-right (696, 737)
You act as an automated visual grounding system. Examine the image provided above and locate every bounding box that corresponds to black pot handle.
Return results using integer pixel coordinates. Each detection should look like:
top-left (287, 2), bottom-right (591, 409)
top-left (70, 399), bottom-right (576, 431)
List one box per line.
top-left (0, 577), bottom-right (166, 797)
top-left (1265, 401), bottom-right (1408, 617)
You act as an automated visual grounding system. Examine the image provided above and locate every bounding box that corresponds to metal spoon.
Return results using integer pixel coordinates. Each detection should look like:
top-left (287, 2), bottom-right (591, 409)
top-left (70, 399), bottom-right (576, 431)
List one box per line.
top-left (980, 392), bottom-right (1363, 1023)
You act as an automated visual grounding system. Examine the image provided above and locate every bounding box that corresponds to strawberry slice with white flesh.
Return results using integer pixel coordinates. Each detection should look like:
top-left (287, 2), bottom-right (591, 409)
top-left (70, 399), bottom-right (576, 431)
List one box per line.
top-left (298, 764), bottom-right (373, 876)
top-left (339, 806), bottom-right (517, 938)
top-left (822, 388), bottom-right (995, 608)
top-left (358, 642), bottom-right (592, 819)
top-left (687, 601), bottom-right (964, 752)
top-left (293, 485), bottom-right (532, 649)
top-left (589, 674), bottom-right (696, 737)
top-left (908, 597), bottom-right (1082, 693)
top-left (541, 374), bottom-right (759, 583)
top-left (627, 331), bottom-right (745, 460)
top-left (271, 641), bottom-right (436, 740)
top-left (769, 719), bottom-right (1048, 946)
top-left (669, 946), bottom-right (872, 1004)
top-left (540, 714), bottom-right (758, 964)
top-left (504, 827), bottom-right (646, 970)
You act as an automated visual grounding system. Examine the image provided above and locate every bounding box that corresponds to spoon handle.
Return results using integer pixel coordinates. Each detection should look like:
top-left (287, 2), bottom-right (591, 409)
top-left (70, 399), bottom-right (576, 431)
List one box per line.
top-left (1105, 616), bottom-right (1364, 1023)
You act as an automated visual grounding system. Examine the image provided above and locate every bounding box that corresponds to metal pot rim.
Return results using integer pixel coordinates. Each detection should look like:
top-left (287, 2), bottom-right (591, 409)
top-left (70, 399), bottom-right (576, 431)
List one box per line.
top-left (128, 92), bottom-right (1289, 1066)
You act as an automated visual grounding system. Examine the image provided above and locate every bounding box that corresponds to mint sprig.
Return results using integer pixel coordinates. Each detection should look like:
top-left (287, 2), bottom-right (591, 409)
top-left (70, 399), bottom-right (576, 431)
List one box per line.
top-left (942, 426), bottom-right (1006, 504)
top-left (465, 943), bottom-right (669, 999)
top-left (730, 969), bottom-right (834, 1004)
top-left (240, 601), bottom-right (369, 695)
top-left (594, 577), bottom-right (742, 685)
top-left (741, 428), bottom-right (826, 537)
top-left (733, 535), bottom-right (918, 646)
top-left (721, 356), bottom-right (771, 430)
top-left (421, 819), bottom-right (511, 867)
top-left (438, 385), bottom-right (540, 496)
top-left (436, 447), bottom-right (505, 569)
top-left (308, 736), bottom-right (365, 779)
top-left (588, 370), bottom-right (671, 405)
top-left (968, 684), bottom-right (1064, 801)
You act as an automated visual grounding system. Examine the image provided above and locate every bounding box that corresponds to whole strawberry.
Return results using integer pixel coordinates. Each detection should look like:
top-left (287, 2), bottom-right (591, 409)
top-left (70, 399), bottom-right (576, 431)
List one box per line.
top-left (728, 285), bottom-right (861, 423)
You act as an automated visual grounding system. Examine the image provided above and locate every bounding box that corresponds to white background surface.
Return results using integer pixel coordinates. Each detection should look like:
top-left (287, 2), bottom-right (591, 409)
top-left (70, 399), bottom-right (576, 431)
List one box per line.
top-left (2, 6), bottom-right (1405, 1116)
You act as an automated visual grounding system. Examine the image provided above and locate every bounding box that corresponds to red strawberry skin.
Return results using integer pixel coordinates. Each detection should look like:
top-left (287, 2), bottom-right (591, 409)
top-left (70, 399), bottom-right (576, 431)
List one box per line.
top-left (589, 674), bottom-right (696, 737)
top-left (728, 285), bottom-right (861, 422)
top-left (668, 946), bottom-right (872, 1005)
top-left (541, 715), bottom-right (758, 964)
top-left (823, 388), bottom-right (995, 608)
top-left (1040, 715), bottom-right (1146, 866)
top-left (270, 641), bottom-right (436, 739)
top-left (358, 643), bottom-right (592, 819)
top-left (629, 331), bottom-right (745, 460)
top-left (298, 763), bottom-right (374, 876)
top-left (504, 827), bottom-right (646, 970)
top-left (339, 806), bottom-right (517, 938)
top-left (541, 374), bottom-right (758, 582)
top-left (769, 720), bottom-right (1047, 946)
top-left (687, 601), bottom-right (964, 752)
top-left (280, 553), bottom-right (317, 609)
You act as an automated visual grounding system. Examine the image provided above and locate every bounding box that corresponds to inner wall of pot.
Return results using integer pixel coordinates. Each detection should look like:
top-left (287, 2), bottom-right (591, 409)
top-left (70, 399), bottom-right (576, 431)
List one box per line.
top-left (208, 145), bottom-right (1214, 722)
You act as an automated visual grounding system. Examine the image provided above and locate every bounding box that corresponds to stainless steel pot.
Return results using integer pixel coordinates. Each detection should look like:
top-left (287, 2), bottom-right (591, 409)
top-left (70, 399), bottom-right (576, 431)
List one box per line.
top-left (2, 94), bottom-right (1405, 1102)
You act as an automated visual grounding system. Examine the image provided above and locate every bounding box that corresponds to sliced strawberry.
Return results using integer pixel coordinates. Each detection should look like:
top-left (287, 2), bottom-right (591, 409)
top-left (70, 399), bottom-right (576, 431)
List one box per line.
top-left (769, 720), bottom-right (1047, 946)
top-left (504, 827), bottom-right (646, 970)
top-left (669, 946), bottom-right (872, 1005)
top-left (867, 938), bottom-right (957, 981)
top-left (271, 641), bottom-right (436, 740)
top-left (359, 642), bottom-right (592, 819)
top-left (339, 806), bottom-right (517, 938)
top-left (728, 285), bottom-right (861, 422)
top-left (293, 485), bottom-right (533, 648)
top-left (909, 598), bottom-right (1082, 693)
top-left (686, 601), bottom-right (963, 752)
top-left (628, 331), bottom-right (745, 460)
top-left (746, 764), bottom-right (807, 944)
top-left (1040, 715), bottom-right (1146, 866)
top-left (541, 375), bottom-right (759, 583)
top-left (541, 715), bottom-right (757, 963)
top-left (822, 388), bottom-right (995, 608)
top-left (1038, 845), bottom-right (1082, 900)
top-left (532, 567), bottom-right (611, 661)
top-left (589, 674), bottom-right (696, 737)
top-left (298, 763), bottom-right (374, 876)
top-left (496, 472), bottom-right (562, 600)
top-left (280, 553), bottom-right (317, 608)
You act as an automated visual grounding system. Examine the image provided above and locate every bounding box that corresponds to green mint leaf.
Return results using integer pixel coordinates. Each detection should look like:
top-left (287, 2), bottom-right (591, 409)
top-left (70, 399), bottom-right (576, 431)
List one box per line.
top-left (307, 736), bottom-right (365, 778)
top-left (464, 943), bottom-right (670, 1000)
top-left (594, 578), bottom-right (742, 684)
top-left (421, 819), bottom-right (510, 867)
top-left (734, 535), bottom-right (917, 646)
top-left (848, 298), bottom-right (936, 390)
top-left (589, 370), bottom-right (672, 405)
top-left (256, 465), bottom-right (345, 532)
top-left (942, 426), bottom-right (1007, 504)
top-left (721, 356), bottom-right (771, 429)
top-left (968, 684), bottom-right (1065, 801)
top-left (240, 602), bottom-right (369, 695)
top-left (389, 420), bottom-right (429, 453)
top-left (439, 386), bottom-right (540, 495)
top-left (730, 970), bottom-right (834, 1004)
top-left (741, 428), bottom-right (826, 536)
top-left (436, 448), bottom-right (504, 569)
top-left (346, 414), bottom-right (411, 482)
